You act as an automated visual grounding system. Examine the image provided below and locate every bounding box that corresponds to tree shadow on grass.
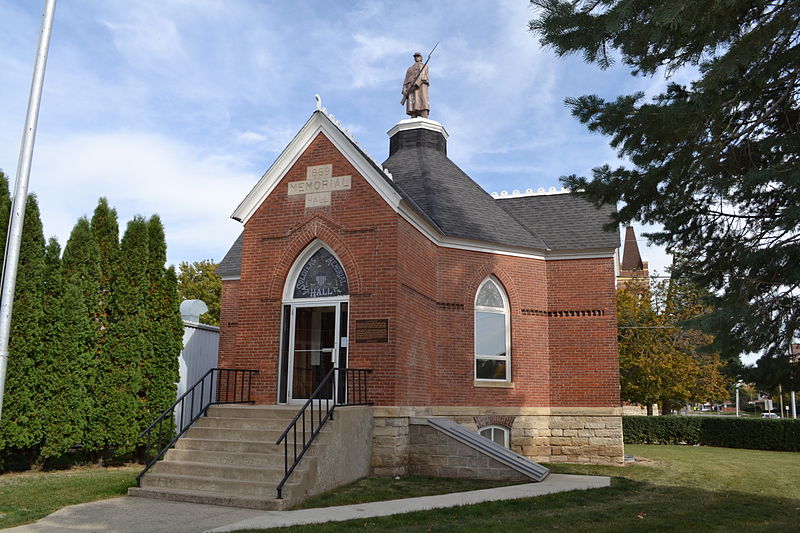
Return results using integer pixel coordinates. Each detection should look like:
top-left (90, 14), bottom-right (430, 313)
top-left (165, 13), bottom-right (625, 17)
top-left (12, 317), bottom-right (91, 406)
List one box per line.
top-left (243, 479), bottom-right (800, 532)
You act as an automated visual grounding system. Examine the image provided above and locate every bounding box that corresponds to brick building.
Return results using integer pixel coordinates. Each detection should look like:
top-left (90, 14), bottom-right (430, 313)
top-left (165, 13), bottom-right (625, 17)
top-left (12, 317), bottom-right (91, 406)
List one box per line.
top-left (216, 108), bottom-right (624, 469)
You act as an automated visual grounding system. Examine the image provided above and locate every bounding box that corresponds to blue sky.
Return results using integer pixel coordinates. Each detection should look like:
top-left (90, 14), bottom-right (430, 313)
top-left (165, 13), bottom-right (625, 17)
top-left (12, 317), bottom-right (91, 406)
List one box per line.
top-left (1, 0), bottom-right (677, 273)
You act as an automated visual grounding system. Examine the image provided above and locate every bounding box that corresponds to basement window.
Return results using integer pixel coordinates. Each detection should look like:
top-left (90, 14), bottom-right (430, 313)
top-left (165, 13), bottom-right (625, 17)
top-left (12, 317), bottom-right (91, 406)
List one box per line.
top-left (479, 425), bottom-right (509, 448)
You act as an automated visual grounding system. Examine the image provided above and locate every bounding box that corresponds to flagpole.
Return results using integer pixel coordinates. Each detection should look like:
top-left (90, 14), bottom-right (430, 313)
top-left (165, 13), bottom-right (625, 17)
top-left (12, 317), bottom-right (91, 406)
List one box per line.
top-left (0, 0), bottom-right (57, 421)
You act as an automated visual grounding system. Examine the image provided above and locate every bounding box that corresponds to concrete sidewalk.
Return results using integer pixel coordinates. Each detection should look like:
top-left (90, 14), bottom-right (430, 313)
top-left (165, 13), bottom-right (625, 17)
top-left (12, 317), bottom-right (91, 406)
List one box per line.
top-left (8, 474), bottom-right (610, 533)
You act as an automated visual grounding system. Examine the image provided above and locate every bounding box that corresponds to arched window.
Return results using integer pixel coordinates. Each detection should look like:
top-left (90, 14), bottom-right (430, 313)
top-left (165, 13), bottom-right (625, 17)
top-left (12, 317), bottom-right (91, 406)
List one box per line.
top-left (479, 425), bottom-right (510, 448)
top-left (474, 277), bottom-right (510, 381)
top-left (289, 246), bottom-right (348, 299)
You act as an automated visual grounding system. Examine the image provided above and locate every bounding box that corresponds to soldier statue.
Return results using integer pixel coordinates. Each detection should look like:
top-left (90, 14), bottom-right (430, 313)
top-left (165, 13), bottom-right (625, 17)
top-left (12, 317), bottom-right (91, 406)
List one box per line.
top-left (402, 52), bottom-right (430, 119)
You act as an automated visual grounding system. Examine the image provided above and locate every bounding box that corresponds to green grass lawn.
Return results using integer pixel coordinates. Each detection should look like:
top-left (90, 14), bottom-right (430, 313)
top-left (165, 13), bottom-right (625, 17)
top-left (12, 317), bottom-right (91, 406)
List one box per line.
top-left (0, 465), bottom-right (138, 529)
top-left (1, 446), bottom-right (798, 532)
top-left (252, 445), bottom-right (800, 532)
top-left (296, 476), bottom-right (520, 509)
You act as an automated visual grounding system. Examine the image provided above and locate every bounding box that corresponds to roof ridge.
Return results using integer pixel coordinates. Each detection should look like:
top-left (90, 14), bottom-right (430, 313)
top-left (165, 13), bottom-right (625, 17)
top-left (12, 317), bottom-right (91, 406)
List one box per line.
top-left (492, 186), bottom-right (572, 199)
top-left (314, 95), bottom-right (395, 181)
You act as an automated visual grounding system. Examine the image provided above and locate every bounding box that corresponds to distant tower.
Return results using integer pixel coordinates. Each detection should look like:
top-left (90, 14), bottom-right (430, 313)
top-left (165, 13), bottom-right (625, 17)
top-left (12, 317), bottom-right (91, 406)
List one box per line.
top-left (618, 226), bottom-right (649, 288)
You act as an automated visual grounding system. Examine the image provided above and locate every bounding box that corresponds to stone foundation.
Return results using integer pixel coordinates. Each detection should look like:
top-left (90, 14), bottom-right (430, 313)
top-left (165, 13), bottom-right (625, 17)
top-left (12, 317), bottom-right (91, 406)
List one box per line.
top-left (371, 406), bottom-right (624, 476)
top-left (408, 424), bottom-right (530, 481)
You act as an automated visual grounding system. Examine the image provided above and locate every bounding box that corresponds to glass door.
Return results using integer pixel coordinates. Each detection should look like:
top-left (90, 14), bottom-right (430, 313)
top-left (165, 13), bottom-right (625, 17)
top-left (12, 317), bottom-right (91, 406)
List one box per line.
top-left (289, 305), bottom-right (336, 401)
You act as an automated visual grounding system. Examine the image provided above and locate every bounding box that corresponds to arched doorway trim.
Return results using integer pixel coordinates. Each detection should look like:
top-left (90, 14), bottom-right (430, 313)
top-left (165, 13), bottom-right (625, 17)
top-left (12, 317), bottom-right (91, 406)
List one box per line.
top-left (278, 240), bottom-right (349, 404)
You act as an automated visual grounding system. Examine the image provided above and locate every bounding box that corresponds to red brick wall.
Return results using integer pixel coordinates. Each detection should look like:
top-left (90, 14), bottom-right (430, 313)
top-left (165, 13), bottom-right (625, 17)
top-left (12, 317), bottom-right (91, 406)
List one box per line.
top-left (218, 133), bottom-right (399, 404)
top-left (218, 131), bottom-right (620, 409)
top-left (546, 259), bottom-right (620, 406)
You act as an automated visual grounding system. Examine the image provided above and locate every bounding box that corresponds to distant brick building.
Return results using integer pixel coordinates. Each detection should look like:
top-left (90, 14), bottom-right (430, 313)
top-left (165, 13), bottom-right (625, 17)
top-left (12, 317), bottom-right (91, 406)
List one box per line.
top-left (216, 110), bottom-right (624, 468)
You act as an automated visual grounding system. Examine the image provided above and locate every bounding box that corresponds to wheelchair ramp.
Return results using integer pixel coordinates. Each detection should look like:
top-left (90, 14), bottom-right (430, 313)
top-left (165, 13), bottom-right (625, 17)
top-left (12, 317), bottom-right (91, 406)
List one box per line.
top-left (427, 418), bottom-right (550, 482)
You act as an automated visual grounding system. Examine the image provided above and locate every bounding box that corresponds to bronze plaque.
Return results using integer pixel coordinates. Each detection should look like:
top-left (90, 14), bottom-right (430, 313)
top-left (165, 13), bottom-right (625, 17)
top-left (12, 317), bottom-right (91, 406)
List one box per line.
top-left (356, 319), bottom-right (388, 343)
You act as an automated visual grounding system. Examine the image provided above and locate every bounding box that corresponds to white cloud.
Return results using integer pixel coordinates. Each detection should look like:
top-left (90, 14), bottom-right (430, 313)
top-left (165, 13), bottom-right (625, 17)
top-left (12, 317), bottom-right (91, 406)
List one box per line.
top-left (349, 33), bottom-right (409, 89)
top-left (101, 10), bottom-right (188, 73)
top-left (238, 131), bottom-right (268, 144)
top-left (31, 131), bottom-right (255, 265)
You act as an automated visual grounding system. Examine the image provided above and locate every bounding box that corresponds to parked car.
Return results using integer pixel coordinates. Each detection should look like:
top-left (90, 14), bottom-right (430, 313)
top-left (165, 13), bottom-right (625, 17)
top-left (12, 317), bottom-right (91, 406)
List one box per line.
top-left (761, 412), bottom-right (780, 419)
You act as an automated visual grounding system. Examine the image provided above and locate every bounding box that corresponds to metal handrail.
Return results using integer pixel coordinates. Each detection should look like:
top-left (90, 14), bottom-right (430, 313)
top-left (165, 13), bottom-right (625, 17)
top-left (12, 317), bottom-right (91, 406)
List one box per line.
top-left (136, 367), bottom-right (258, 484)
top-left (275, 367), bottom-right (372, 499)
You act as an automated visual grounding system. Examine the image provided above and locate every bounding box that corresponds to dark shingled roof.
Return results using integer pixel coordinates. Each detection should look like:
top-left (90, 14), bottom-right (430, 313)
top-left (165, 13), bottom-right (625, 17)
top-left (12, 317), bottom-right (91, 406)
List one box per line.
top-left (497, 194), bottom-right (619, 250)
top-left (219, 118), bottom-right (620, 277)
top-left (217, 231), bottom-right (243, 278)
top-left (382, 128), bottom-right (548, 249)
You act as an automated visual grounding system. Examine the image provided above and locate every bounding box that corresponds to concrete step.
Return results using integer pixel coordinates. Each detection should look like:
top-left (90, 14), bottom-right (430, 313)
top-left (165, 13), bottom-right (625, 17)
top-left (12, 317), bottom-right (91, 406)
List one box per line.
top-left (139, 472), bottom-right (297, 498)
top-left (174, 437), bottom-right (280, 454)
top-left (184, 427), bottom-right (286, 442)
top-left (193, 416), bottom-right (296, 431)
top-left (128, 486), bottom-right (291, 511)
top-left (206, 405), bottom-right (302, 420)
top-left (185, 425), bottom-right (330, 443)
top-left (163, 448), bottom-right (294, 467)
top-left (149, 460), bottom-right (300, 483)
top-left (132, 403), bottom-right (341, 510)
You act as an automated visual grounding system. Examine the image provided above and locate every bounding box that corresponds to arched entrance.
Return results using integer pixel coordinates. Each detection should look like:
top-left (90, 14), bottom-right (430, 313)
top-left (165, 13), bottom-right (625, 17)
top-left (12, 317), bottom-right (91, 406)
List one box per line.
top-left (278, 241), bottom-right (349, 404)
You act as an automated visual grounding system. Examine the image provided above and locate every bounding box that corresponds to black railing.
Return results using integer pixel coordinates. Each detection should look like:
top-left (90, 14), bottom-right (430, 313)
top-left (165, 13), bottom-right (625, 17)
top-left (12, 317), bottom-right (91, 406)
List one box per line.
top-left (136, 367), bottom-right (258, 484)
top-left (275, 367), bottom-right (372, 499)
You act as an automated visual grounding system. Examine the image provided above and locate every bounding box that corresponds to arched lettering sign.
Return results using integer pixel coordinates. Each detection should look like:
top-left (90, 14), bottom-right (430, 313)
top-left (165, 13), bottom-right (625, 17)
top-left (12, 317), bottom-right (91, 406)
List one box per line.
top-left (293, 248), bottom-right (348, 298)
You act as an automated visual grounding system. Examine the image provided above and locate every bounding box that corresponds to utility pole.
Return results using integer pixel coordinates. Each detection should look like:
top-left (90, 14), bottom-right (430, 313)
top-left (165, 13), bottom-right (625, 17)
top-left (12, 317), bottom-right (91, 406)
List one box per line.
top-left (0, 0), bottom-right (57, 422)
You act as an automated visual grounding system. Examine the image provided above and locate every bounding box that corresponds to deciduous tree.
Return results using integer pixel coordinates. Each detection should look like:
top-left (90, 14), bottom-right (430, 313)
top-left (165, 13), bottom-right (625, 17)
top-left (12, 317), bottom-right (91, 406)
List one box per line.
top-left (618, 278), bottom-right (730, 415)
top-left (177, 260), bottom-right (221, 326)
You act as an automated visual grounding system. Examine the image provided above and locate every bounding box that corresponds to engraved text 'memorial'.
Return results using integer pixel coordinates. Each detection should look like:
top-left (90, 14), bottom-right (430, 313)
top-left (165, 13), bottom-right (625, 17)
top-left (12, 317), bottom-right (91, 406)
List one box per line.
top-left (288, 164), bottom-right (352, 207)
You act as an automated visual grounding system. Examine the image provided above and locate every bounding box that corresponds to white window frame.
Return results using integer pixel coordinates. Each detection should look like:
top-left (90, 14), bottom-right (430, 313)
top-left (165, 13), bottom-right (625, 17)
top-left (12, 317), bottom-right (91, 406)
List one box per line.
top-left (474, 276), bottom-right (511, 382)
top-left (479, 425), bottom-right (510, 448)
top-left (279, 240), bottom-right (350, 404)
top-left (283, 239), bottom-right (350, 304)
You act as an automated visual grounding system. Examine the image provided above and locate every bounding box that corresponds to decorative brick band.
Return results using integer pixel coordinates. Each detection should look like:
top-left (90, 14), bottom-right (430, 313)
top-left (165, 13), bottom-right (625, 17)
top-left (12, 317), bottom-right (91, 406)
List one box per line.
top-left (521, 309), bottom-right (605, 317)
top-left (402, 284), bottom-right (465, 311)
top-left (437, 302), bottom-right (465, 311)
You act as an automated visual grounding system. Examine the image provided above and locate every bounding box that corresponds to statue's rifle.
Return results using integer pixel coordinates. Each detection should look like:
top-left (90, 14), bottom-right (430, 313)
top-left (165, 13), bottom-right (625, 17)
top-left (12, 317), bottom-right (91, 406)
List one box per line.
top-left (401, 41), bottom-right (439, 105)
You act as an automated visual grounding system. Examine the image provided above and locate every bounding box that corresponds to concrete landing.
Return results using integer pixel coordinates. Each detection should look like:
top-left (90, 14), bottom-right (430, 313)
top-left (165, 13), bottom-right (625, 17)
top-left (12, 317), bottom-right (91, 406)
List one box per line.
top-left (8, 474), bottom-right (610, 533)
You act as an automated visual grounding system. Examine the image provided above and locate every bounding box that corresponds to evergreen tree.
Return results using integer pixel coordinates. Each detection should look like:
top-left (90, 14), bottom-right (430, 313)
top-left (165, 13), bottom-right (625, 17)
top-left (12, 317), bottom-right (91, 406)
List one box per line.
top-left (99, 216), bottom-right (149, 452)
top-left (0, 171), bottom-right (11, 267)
top-left (177, 260), bottom-right (222, 325)
top-left (530, 0), bottom-right (800, 360)
top-left (38, 238), bottom-right (93, 460)
top-left (90, 198), bottom-right (119, 343)
top-left (139, 215), bottom-right (182, 427)
top-left (89, 199), bottom-right (121, 455)
top-left (61, 217), bottom-right (102, 452)
top-left (0, 195), bottom-right (46, 460)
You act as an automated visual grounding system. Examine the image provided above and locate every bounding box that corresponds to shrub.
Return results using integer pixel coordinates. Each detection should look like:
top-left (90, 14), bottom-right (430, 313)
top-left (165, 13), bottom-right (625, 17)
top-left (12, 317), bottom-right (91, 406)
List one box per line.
top-left (623, 416), bottom-right (800, 452)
